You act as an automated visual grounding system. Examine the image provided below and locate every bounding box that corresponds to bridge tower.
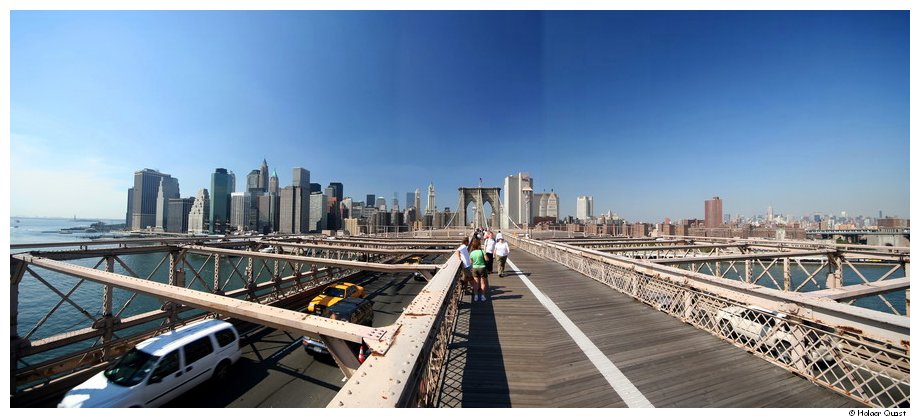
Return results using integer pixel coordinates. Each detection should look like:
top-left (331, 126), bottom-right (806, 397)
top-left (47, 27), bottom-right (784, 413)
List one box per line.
top-left (452, 187), bottom-right (501, 230)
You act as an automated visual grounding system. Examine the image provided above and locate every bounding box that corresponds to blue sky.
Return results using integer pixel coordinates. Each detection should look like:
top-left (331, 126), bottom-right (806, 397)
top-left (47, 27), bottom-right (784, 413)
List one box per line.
top-left (10, 11), bottom-right (909, 222)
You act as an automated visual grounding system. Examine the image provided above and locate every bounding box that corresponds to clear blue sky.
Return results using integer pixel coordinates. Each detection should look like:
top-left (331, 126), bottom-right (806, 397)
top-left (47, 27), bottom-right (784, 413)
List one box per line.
top-left (11, 11), bottom-right (909, 222)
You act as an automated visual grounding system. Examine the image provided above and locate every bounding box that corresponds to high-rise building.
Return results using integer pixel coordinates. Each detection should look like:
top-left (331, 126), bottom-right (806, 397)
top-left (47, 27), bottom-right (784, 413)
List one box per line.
top-left (209, 168), bottom-right (233, 233)
top-left (576, 196), bottom-right (594, 220)
top-left (228, 171), bottom-right (236, 193)
top-left (125, 187), bottom-right (134, 227)
top-left (767, 206), bottom-right (774, 222)
top-left (502, 172), bottom-right (533, 229)
top-left (414, 188), bottom-right (421, 213)
top-left (406, 192), bottom-right (416, 210)
top-left (260, 159), bottom-right (269, 192)
top-left (325, 186), bottom-right (339, 230)
top-left (166, 197), bottom-right (195, 233)
top-left (246, 170), bottom-right (262, 193)
top-left (258, 193), bottom-right (280, 233)
top-left (341, 197), bottom-right (353, 219)
top-left (534, 191), bottom-right (560, 221)
top-left (230, 192), bottom-right (257, 231)
top-left (704, 196), bottom-right (723, 228)
top-left (310, 183), bottom-right (322, 194)
top-left (366, 194), bottom-right (376, 208)
top-left (269, 169), bottom-right (280, 195)
top-left (546, 191), bottom-right (559, 221)
top-left (328, 182), bottom-right (344, 202)
top-left (292, 167), bottom-right (310, 189)
top-left (392, 193), bottom-right (399, 212)
top-left (130, 169), bottom-right (178, 230)
top-left (376, 196), bottom-right (387, 211)
top-left (187, 189), bottom-right (210, 234)
top-left (309, 192), bottom-right (328, 232)
top-left (280, 186), bottom-right (310, 234)
top-left (155, 176), bottom-right (180, 231)
top-left (426, 183), bottom-right (436, 215)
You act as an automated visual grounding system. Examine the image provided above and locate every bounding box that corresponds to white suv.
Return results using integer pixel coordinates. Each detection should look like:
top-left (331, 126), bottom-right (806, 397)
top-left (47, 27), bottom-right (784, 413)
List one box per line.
top-left (715, 305), bottom-right (834, 365)
top-left (58, 318), bottom-right (242, 408)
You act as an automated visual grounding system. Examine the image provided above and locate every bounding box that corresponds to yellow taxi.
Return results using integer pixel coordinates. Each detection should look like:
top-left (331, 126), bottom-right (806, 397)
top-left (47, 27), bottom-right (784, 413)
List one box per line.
top-left (307, 282), bottom-right (366, 314)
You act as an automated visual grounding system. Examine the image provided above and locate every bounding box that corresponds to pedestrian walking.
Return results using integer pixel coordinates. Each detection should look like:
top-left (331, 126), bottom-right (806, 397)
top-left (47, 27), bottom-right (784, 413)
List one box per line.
top-left (469, 238), bottom-right (489, 302)
top-left (484, 232), bottom-right (496, 274)
top-left (456, 237), bottom-right (473, 294)
top-left (494, 233), bottom-right (510, 277)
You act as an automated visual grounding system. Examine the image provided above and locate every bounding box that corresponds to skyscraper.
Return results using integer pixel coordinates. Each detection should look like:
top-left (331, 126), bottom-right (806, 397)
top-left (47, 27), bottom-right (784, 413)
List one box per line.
top-left (309, 192), bottom-right (328, 232)
top-left (228, 171), bottom-right (236, 193)
top-left (187, 189), bottom-right (210, 234)
top-left (376, 196), bottom-right (387, 211)
top-left (546, 191), bottom-right (559, 221)
top-left (130, 169), bottom-right (178, 230)
top-left (246, 170), bottom-right (262, 193)
top-left (260, 159), bottom-right (269, 192)
top-left (125, 187), bottom-right (134, 227)
top-left (576, 196), bottom-right (594, 220)
top-left (209, 168), bottom-right (233, 233)
top-left (366, 194), bottom-right (376, 208)
top-left (767, 206), bottom-right (774, 222)
top-left (166, 197), bottom-right (195, 233)
top-left (155, 176), bottom-right (180, 231)
top-left (426, 183), bottom-right (436, 215)
top-left (280, 186), bottom-right (310, 234)
top-left (230, 192), bottom-right (254, 231)
top-left (406, 192), bottom-right (416, 210)
top-left (502, 173), bottom-right (533, 229)
top-left (414, 188), bottom-right (421, 213)
top-left (292, 167), bottom-right (310, 189)
top-left (705, 196), bottom-right (723, 228)
top-left (328, 182), bottom-right (344, 202)
top-left (269, 169), bottom-right (280, 194)
top-left (258, 193), bottom-right (280, 233)
top-left (310, 183), bottom-right (322, 194)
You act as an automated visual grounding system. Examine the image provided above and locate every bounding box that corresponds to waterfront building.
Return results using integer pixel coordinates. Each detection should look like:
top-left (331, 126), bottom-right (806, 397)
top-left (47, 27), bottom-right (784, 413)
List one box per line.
top-left (209, 168), bottom-right (233, 234)
top-left (166, 197), bottom-right (195, 233)
top-left (246, 170), bottom-right (262, 193)
top-left (125, 187), bottom-right (134, 227)
top-left (292, 167), bottom-right (310, 189)
top-left (130, 168), bottom-right (178, 231)
top-left (187, 189), bottom-right (210, 234)
top-left (705, 196), bottom-right (723, 228)
top-left (260, 159), bottom-right (269, 192)
top-left (269, 169), bottom-right (280, 194)
top-left (258, 193), bottom-right (280, 233)
top-left (502, 173), bottom-right (533, 229)
top-left (230, 192), bottom-right (257, 231)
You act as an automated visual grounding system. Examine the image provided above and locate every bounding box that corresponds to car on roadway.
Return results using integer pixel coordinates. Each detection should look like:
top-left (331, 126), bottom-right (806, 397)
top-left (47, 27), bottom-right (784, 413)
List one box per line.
top-left (303, 297), bottom-right (374, 357)
top-left (307, 282), bottom-right (366, 315)
top-left (715, 305), bottom-right (835, 365)
top-left (58, 319), bottom-right (241, 408)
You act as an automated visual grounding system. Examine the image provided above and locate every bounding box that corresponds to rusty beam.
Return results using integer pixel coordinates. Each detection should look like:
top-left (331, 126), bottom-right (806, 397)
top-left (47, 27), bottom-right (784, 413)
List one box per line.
top-left (261, 240), bottom-right (453, 255)
top-left (650, 249), bottom-right (836, 264)
top-left (807, 278), bottom-right (910, 301)
top-left (180, 245), bottom-right (438, 273)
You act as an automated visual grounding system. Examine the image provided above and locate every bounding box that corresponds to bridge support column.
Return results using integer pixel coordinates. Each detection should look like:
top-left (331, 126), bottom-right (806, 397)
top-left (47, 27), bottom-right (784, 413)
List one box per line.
top-left (163, 251), bottom-right (185, 326)
top-left (827, 254), bottom-right (842, 289)
top-left (744, 260), bottom-right (752, 284)
top-left (98, 257), bottom-right (116, 360)
top-left (213, 254), bottom-right (224, 295)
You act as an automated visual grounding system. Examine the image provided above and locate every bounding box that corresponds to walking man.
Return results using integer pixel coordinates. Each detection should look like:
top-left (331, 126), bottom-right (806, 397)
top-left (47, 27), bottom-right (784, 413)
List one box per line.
top-left (456, 237), bottom-right (473, 295)
top-left (484, 231), bottom-right (496, 274)
top-left (494, 233), bottom-right (510, 277)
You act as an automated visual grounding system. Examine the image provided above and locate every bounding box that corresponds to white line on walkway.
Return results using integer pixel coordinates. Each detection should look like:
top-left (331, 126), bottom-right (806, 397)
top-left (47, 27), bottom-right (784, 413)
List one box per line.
top-left (505, 259), bottom-right (654, 408)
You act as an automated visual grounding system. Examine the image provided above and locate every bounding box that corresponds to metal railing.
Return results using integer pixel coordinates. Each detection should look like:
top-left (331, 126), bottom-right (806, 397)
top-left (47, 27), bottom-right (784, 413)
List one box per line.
top-left (506, 234), bottom-right (910, 408)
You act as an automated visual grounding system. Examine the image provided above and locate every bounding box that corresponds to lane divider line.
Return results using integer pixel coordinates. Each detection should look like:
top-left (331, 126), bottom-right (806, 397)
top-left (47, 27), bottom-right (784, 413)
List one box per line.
top-left (505, 259), bottom-right (655, 408)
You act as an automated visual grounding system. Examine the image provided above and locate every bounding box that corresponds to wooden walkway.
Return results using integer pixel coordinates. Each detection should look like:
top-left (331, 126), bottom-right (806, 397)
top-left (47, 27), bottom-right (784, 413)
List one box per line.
top-left (435, 249), bottom-right (863, 408)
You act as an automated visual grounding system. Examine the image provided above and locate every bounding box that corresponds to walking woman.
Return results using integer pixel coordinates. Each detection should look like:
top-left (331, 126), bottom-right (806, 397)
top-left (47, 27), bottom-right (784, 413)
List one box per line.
top-left (469, 238), bottom-right (489, 302)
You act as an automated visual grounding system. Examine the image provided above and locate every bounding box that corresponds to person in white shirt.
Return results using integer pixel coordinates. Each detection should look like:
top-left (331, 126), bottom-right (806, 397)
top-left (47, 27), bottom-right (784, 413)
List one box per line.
top-left (456, 237), bottom-right (473, 288)
top-left (494, 234), bottom-right (511, 277)
top-left (483, 232), bottom-right (496, 274)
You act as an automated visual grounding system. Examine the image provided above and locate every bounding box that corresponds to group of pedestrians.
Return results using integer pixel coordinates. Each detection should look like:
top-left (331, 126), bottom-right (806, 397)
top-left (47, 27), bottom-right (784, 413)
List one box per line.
top-left (457, 228), bottom-right (511, 302)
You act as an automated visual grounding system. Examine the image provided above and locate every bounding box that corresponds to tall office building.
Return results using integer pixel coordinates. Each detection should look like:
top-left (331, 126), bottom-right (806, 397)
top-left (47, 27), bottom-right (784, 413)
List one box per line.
top-left (260, 159), bottom-right (269, 192)
top-left (426, 183), bottom-right (436, 215)
top-left (269, 169), bottom-right (280, 194)
top-left (258, 193), bottom-right (280, 233)
top-left (705, 196), bottom-right (723, 228)
top-left (406, 192), bottom-right (416, 210)
top-left (209, 168), bottom-right (233, 233)
top-left (187, 189), bottom-right (210, 234)
top-left (230, 192), bottom-right (257, 231)
top-left (130, 169), bottom-right (178, 230)
top-left (309, 192), bottom-right (328, 232)
top-left (502, 172), bottom-right (533, 229)
top-left (392, 193), bottom-right (399, 212)
top-left (328, 182), bottom-right (344, 202)
top-left (546, 191), bottom-right (559, 221)
top-left (310, 183), bottom-right (322, 194)
top-left (155, 176), bottom-right (180, 231)
top-left (366, 194), bottom-right (376, 208)
top-left (280, 186), bottom-right (310, 234)
top-left (166, 197), bottom-right (195, 233)
top-left (414, 188), bottom-right (421, 213)
top-left (246, 170), bottom-right (262, 193)
top-left (576, 196), bottom-right (594, 220)
top-left (292, 167), bottom-right (310, 189)
top-left (767, 206), bottom-right (774, 222)
top-left (341, 197), bottom-right (353, 219)
top-left (376, 196), bottom-right (387, 211)
top-left (125, 187), bottom-right (134, 227)
top-left (325, 186), bottom-right (339, 230)
top-left (228, 171), bottom-right (236, 193)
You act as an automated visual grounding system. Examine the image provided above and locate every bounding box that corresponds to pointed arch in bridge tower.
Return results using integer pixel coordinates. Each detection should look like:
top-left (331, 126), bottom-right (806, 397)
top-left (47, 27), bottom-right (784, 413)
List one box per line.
top-left (452, 187), bottom-right (502, 229)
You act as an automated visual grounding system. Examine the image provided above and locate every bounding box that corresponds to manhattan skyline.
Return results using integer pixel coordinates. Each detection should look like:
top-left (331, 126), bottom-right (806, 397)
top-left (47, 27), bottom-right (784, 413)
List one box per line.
top-left (11, 11), bottom-right (909, 221)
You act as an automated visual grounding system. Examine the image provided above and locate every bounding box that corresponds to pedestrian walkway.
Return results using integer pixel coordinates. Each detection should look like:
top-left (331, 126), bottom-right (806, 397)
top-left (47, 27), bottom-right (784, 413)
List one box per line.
top-left (435, 248), bottom-right (863, 407)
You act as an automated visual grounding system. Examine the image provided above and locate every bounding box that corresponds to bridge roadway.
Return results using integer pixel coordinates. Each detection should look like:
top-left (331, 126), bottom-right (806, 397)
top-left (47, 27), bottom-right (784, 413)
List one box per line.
top-left (435, 248), bottom-right (863, 407)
